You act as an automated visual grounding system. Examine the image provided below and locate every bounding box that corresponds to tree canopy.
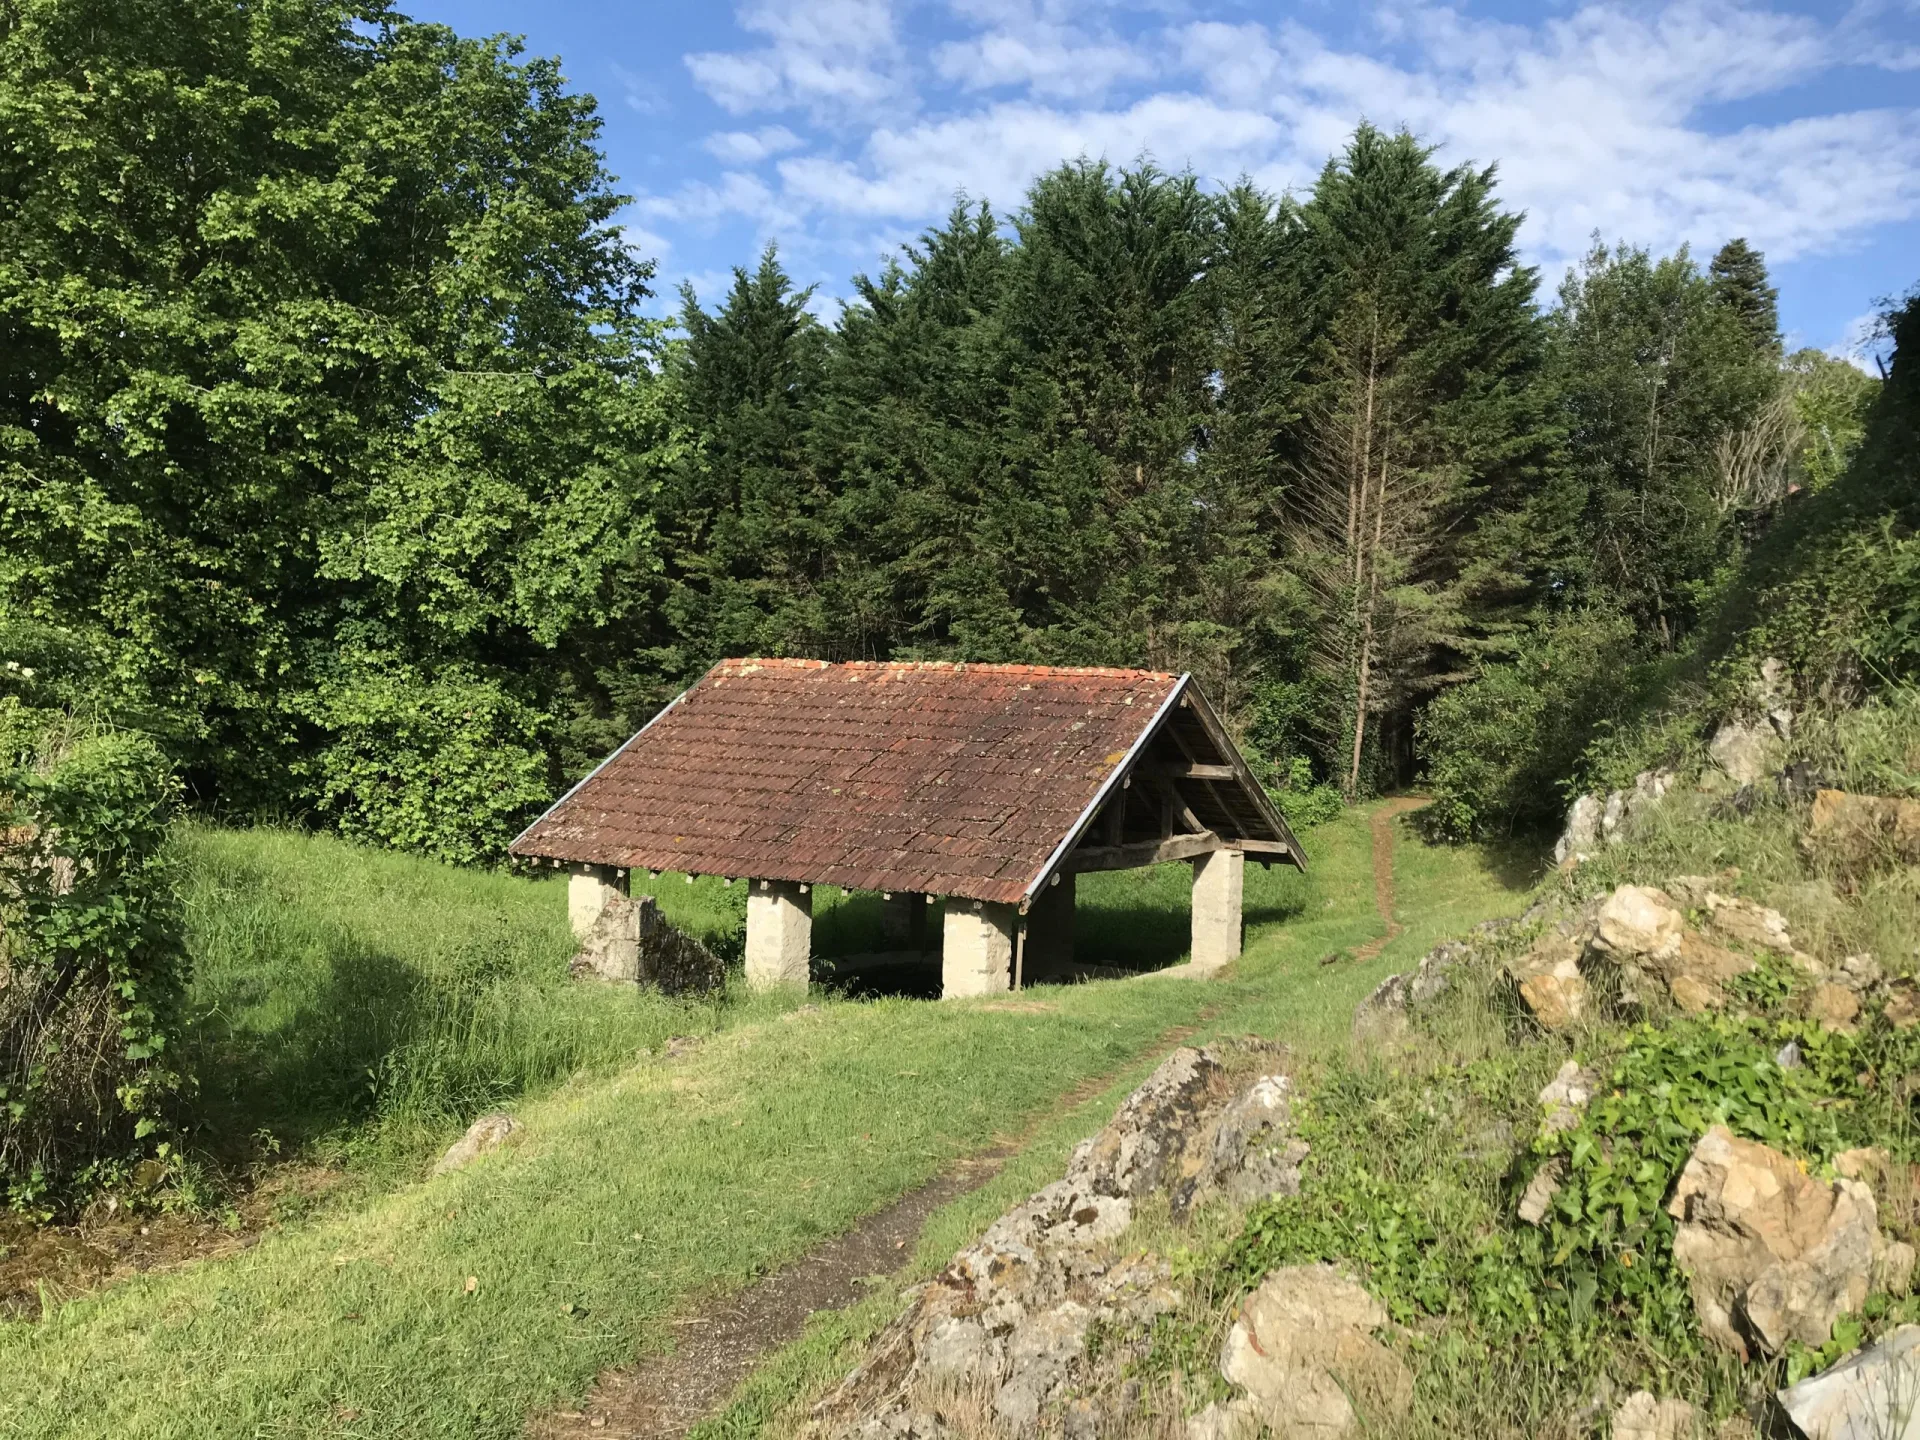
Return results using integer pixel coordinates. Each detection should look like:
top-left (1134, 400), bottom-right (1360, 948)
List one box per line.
top-left (1, 0), bottom-right (1890, 859)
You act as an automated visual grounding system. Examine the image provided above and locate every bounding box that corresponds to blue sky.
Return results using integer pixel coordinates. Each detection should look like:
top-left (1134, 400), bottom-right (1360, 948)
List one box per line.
top-left (405, 0), bottom-right (1920, 356)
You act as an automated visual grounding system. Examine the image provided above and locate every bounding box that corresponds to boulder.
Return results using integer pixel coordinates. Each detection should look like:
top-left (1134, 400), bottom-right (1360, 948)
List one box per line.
top-left (1219, 1264), bottom-right (1412, 1437)
top-left (1611, 1390), bottom-right (1699, 1440)
top-left (1701, 895), bottom-right (1794, 955)
top-left (1507, 933), bottom-right (1588, 1031)
top-left (1555, 794), bottom-right (1604, 865)
top-left (1179, 1074), bottom-right (1310, 1212)
top-left (1538, 1060), bottom-right (1600, 1136)
top-left (1809, 789), bottom-right (1920, 871)
top-left (1067, 1046), bottom-right (1222, 1199)
top-left (1592, 886), bottom-right (1685, 964)
top-left (432, 1113), bottom-right (522, 1176)
top-left (1711, 718), bottom-right (1784, 787)
top-left (1877, 1236), bottom-right (1918, 1297)
top-left (1809, 983), bottom-right (1863, 1033)
top-left (1777, 1323), bottom-right (1920, 1440)
top-left (1887, 981), bottom-right (1920, 1030)
top-left (1666, 1126), bottom-right (1878, 1357)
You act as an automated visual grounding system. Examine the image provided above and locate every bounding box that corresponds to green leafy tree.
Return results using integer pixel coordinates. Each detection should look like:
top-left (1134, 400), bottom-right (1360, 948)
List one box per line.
top-left (1709, 237), bottom-right (1782, 356)
top-left (0, 0), bottom-right (672, 858)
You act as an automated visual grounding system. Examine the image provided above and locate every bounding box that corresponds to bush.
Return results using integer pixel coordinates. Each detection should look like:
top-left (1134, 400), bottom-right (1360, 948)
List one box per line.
top-left (0, 704), bottom-right (187, 1206)
top-left (307, 658), bottom-right (552, 866)
top-left (1418, 609), bottom-right (1645, 840)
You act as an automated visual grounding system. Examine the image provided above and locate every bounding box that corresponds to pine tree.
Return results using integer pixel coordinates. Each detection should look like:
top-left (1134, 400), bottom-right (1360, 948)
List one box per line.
top-left (1709, 238), bottom-right (1781, 355)
top-left (1280, 125), bottom-right (1550, 795)
top-left (660, 246), bottom-right (831, 671)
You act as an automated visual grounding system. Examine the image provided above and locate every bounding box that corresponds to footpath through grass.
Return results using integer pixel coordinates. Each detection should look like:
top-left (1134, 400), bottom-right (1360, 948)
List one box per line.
top-left (0, 805), bottom-right (1529, 1439)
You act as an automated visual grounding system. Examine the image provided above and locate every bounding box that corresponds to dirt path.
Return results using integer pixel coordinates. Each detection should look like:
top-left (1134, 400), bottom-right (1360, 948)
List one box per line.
top-left (525, 1018), bottom-right (1214, 1440)
top-left (1343, 796), bottom-right (1428, 965)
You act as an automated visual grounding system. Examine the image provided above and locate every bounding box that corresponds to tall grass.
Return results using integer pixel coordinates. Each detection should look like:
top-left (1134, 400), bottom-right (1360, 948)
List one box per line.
top-left (176, 828), bottom-right (747, 1172)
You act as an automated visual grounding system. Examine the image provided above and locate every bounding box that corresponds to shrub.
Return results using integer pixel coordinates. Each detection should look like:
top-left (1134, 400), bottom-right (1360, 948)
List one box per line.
top-left (0, 704), bottom-right (187, 1206)
top-left (1419, 609), bottom-right (1645, 840)
top-left (307, 658), bottom-right (552, 866)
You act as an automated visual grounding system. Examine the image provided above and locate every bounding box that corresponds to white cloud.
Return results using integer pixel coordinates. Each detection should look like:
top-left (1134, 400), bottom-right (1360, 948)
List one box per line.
top-left (654, 0), bottom-right (1920, 302)
top-left (685, 0), bottom-right (908, 118)
top-left (704, 126), bottom-right (806, 163)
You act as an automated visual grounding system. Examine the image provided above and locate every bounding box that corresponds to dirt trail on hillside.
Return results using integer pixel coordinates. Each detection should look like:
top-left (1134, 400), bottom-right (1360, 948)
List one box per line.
top-left (524, 1016), bottom-right (1216, 1440)
top-left (1343, 795), bottom-right (1428, 965)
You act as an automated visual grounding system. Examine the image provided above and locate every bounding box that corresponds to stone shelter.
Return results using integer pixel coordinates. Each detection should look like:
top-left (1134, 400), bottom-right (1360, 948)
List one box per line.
top-left (509, 659), bottom-right (1304, 998)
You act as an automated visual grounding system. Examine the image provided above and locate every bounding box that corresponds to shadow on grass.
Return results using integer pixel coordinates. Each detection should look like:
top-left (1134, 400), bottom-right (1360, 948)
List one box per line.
top-left (184, 946), bottom-right (424, 1160)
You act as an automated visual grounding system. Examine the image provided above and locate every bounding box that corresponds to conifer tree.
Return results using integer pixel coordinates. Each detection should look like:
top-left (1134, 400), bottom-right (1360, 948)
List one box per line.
top-left (1710, 238), bottom-right (1782, 355)
top-left (1280, 125), bottom-right (1549, 795)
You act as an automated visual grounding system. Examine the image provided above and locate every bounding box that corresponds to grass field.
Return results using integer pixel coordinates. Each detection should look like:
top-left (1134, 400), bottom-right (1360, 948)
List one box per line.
top-left (0, 805), bottom-right (1532, 1439)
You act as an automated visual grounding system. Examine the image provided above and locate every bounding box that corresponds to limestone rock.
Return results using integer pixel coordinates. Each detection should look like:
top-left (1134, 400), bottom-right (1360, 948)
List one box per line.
top-left (1592, 885), bottom-right (1686, 964)
top-left (1667, 1126), bottom-right (1878, 1357)
top-left (1181, 1074), bottom-right (1309, 1212)
top-left (1837, 953), bottom-right (1886, 993)
top-left (1887, 981), bottom-right (1920, 1029)
top-left (1611, 1390), bottom-right (1699, 1440)
top-left (1670, 974), bottom-right (1725, 1013)
top-left (1508, 933), bottom-right (1588, 1031)
top-left (1067, 1046), bottom-right (1221, 1199)
top-left (1810, 983), bottom-right (1863, 1033)
top-left (915, 1316), bottom-right (990, 1387)
top-left (1555, 793), bottom-right (1604, 865)
top-left (1711, 718), bottom-right (1784, 787)
top-left (1877, 1236), bottom-right (1917, 1297)
top-left (1220, 1264), bottom-right (1412, 1437)
top-left (992, 1300), bottom-right (1089, 1428)
top-left (1777, 1323), bottom-right (1920, 1440)
top-left (1538, 1060), bottom-right (1599, 1136)
top-left (1186, 1398), bottom-right (1261, 1440)
top-left (1809, 789), bottom-right (1920, 871)
top-left (432, 1113), bottom-right (522, 1176)
top-left (1702, 895), bottom-right (1794, 955)
top-left (1518, 1158), bottom-right (1566, 1226)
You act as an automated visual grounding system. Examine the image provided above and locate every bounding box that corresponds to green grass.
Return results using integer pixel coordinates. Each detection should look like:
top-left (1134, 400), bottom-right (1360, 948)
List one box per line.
top-left (0, 805), bottom-right (1529, 1438)
top-left (177, 827), bottom-right (750, 1174)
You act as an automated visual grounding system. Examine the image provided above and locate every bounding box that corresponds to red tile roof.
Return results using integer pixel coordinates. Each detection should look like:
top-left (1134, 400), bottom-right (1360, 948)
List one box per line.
top-left (511, 659), bottom-right (1273, 905)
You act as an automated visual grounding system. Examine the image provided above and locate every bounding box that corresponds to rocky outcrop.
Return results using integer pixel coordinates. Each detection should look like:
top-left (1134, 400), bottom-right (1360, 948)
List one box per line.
top-left (432, 1112), bottom-right (522, 1176)
top-left (1355, 939), bottom-right (1472, 1028)
top-left (807, 1047), bottom-right (1306, 1439)
top-left (1553, 771), bottom-right (1677, 865)
top-left (1777, 1323), bottom-right (1920, 1440)
top-left (1610, 1390), bottom-right (1698, 1440)
top-left (1501, 882), bottom-right (1806, 1028)
top-left (1217, 1264), bottom-right (1411, 1437)
top-left (1808, 789), bottom-right (1920, 873)
top-left (1666, 1126), bottom-right (1879, 1358)
top-left (1506, 932), bottom-right (1589, 1031)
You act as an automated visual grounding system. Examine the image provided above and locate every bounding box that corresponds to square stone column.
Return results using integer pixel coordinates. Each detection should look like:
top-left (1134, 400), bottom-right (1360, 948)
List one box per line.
top-left (568, 862), bottom-right (625, 939)
top-left (1023, 873), bottom-right (1075, 980)
top-left (879, 892), bottom-right (929, 951)
top-left (1191, 848), bottom-right (1244, 971)
top-left (746, 880), bottom-right (812, 990)
top-left (942, 900), bottom-right (1016, 998)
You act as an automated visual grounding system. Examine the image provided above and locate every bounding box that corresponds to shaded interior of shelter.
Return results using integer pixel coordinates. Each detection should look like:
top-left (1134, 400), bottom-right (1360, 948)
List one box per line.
top-left (797, 860), bottom-right (1313, 999)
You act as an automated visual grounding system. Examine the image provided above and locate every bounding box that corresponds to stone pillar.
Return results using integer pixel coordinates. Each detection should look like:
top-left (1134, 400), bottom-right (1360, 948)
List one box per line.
top-left (746, 880), bottom-right (812, 990)
top-left (1191, 848), bottom-right (1244, 971)
top-left (942, 900), bottom-right (1016, 998)
top-left (1024, 873), bottom-right (1075, 980)
top-left (568, 862), bottom-right (625, 940)
top-left (879, 892), bottom-right (928, 951)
